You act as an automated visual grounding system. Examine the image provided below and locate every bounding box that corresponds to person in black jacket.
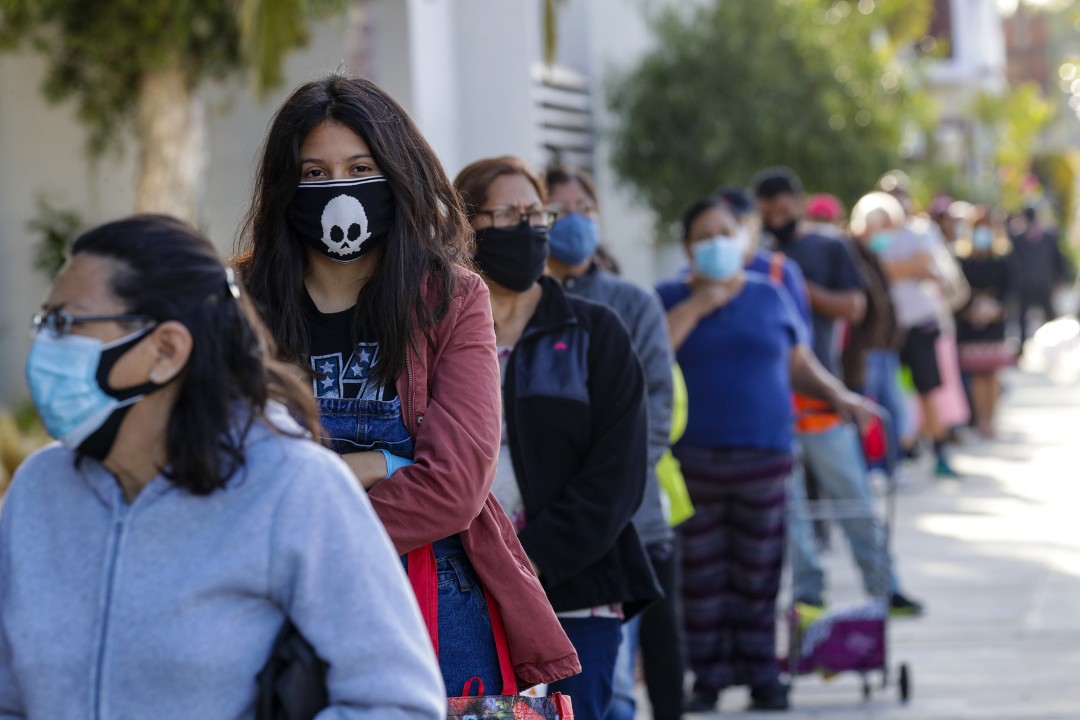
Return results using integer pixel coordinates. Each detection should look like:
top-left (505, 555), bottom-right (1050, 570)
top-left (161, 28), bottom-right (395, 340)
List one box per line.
top-left (454, 155), bottom-right (661, 720)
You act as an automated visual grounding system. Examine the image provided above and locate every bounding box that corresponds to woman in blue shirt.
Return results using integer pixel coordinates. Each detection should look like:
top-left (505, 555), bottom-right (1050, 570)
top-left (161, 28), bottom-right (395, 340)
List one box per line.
top-left (658, 195), bottom-right (873, 713)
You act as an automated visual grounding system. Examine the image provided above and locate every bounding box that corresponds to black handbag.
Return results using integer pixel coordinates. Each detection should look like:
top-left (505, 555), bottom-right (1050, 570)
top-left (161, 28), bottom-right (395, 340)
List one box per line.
top-left (256, 620), bottom-right (329, 720)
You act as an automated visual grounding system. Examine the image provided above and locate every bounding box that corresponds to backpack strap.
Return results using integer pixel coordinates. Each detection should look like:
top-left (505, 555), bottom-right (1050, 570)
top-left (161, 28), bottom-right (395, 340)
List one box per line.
top-left (769, 252), bottom-right (785, 285)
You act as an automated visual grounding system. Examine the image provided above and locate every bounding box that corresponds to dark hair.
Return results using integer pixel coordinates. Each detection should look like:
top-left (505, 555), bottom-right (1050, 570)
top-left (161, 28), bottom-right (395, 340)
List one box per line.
top-left (752, 166), bottom-right (803, 199)
top-left (681, 194), bottom-right (732, 244)
top-left (454, 155), bottom-right (548, 222)
top-left (545, 166), bottom-right (598, 205)
top-left (545, 166), bottom-right (623, 272)
top-left (715, 187), bottom-right (754, 217)
top-left (72, 215), bottom-right (321, 495)
top-left (234, 75), bottom-right (470, 388)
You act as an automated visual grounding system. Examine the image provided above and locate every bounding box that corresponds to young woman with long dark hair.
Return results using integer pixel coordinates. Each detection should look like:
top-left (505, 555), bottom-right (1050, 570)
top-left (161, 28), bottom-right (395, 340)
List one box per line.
top-left (1, 215), bottom-right (445, 718)
top-left (234, 76), bottom-right (578, 695)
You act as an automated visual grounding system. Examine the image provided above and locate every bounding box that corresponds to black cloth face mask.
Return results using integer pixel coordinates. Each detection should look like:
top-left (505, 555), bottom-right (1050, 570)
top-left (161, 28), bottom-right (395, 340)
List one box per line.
top-left (286, 177), bottom-right (396, 263)
top-left (473, 221), bottom-right (550, 292)
top-left (765, 219), bottom-right (799, 247)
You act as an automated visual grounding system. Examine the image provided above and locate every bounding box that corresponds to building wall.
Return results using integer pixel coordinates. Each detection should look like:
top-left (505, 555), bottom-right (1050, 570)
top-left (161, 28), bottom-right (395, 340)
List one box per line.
top-left (0, 21), bottom-right (352, 406)
top-left (0, 3), bottom-right (684, 406)
top-left (363, 0), bottom-right (682, 285)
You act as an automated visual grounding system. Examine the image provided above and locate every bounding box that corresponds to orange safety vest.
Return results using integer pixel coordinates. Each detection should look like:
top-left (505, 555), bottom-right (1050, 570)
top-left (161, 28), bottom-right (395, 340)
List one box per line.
top-left (766, 252), bottom-right (843, 435)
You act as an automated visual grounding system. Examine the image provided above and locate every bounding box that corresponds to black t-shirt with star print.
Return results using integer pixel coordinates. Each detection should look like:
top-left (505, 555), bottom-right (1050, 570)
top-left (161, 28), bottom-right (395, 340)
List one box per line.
top-left (301, 290), bottom-right (397, 402)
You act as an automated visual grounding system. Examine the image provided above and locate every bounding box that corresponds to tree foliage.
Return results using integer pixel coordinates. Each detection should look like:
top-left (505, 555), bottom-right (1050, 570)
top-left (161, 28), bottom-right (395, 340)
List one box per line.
top-left (606, 0), bottom-right (935, 231)
top-left (973, 82), bottom-right (1055, 210)
top-left (0, 0), bottom-right (347, 154)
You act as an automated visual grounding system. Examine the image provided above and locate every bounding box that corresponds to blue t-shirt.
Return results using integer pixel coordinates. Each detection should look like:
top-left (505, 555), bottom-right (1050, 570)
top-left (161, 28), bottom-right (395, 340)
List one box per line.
top-left (774, 232), bottom-right (864, 375)
top-left (657, 275), bottom-right (807, 452)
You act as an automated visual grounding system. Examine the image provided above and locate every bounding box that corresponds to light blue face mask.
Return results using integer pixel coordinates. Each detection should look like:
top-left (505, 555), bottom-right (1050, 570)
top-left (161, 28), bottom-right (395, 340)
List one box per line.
top-left (548, 212), bottom-right (600, 266)
top-left (869, 231), bottom-right (893, 254)
top-left (692, 234), bottom-right (746, 280)
top-left (972, 227), bottom-right (993, 250)
top-left (26, 327), bottom-right (159, 458)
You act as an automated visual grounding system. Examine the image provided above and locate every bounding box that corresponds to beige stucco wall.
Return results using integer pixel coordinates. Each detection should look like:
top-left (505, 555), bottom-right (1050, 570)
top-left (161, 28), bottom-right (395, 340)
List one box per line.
top-left (0, 20), bottom-right (352, 407)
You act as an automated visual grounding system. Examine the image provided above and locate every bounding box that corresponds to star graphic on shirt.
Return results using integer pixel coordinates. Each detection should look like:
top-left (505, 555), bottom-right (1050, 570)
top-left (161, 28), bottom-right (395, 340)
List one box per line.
top-left (320, 376), bottom-right (335, 389)
top-left (319, 360), bottom-right (334, 375)
top-left (358, 349), bottom-right (372, 364)
top-left (349, 362), bottom-right (363, 377)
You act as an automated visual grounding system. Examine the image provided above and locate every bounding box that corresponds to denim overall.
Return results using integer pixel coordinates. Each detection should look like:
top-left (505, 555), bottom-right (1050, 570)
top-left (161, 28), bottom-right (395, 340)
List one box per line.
top-left (317, 394), bottom-right (501, 695)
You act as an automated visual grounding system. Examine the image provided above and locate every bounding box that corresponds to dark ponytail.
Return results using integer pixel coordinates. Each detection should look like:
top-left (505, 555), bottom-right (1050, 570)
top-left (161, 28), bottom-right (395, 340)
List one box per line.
top-left (72, 215), bottom-right (322, 494)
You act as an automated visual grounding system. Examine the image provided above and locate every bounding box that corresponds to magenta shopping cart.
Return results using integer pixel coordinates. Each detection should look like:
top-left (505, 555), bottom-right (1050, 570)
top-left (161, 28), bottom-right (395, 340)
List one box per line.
top-left (781, 422), bottom-right (912, 704)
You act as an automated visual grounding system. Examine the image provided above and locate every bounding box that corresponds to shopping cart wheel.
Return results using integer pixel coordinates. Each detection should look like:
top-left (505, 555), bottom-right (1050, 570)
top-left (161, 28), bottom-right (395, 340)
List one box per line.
top-left (898, 663), bottom-right (911, 703)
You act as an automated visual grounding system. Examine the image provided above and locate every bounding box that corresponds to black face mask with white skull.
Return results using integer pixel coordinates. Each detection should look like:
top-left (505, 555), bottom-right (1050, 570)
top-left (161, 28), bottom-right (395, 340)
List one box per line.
top-left (286, 176), bottom-right (396, 263)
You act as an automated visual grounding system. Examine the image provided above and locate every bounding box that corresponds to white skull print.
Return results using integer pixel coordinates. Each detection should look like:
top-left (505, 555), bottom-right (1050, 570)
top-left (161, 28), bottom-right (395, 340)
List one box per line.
top-left (320, 194), bottom-right (372, 256)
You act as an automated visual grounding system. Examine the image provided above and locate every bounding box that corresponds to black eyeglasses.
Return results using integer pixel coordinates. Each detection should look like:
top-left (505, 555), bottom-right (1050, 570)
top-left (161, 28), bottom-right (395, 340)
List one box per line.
top-left (476, 206), bottom-right (557, 230)
top-left (32, 309), bottom-right (155, 339)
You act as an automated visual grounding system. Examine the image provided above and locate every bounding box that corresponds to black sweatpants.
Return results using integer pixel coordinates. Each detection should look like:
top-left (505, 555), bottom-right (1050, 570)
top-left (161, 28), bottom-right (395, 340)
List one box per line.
top-left (639, 539), bottom-right (686, 720)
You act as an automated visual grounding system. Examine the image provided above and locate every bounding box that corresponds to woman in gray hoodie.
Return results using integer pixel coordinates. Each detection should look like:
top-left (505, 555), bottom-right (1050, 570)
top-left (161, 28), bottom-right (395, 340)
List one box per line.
top-left (1, 215), bottom-right (444, 719)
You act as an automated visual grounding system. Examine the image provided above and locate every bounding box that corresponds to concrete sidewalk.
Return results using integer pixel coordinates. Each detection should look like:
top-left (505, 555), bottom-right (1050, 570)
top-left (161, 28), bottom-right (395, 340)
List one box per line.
top-left (662, 368), bottom-right (1080, 719)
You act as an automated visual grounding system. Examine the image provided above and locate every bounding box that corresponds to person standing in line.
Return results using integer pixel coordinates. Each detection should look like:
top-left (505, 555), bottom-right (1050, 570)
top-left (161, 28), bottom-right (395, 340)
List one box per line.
top-left (542, 167), bottom-right (682, 720)
top-left (876, 171), bottom-right (962, 478)
top-left (956, 207), bottom-right (1013, 438)
top-left (455, 156), bottom-right (661, 720)
top-left (234, 76), bottom-right (579, 695)
top-left (0, 215), bottom-right (446, 718)
top-left (660, 194), bottom-right (878, 713)
top-left (753, 167), bottom-right (924, 617)
top-left (1007, 205), bottom-right (1066, 349)
top-left (843, 193), bottom-right (913, 477)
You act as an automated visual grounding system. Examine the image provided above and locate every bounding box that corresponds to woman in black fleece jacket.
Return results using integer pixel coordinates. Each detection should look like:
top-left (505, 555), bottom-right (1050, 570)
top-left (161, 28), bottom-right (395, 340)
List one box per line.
top-left (454, 155), bottom-right (661, 720)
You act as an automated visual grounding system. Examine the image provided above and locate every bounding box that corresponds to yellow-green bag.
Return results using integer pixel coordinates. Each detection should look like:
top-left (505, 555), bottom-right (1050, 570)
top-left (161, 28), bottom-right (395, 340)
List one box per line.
top-left (657, 365), bottom-right (694, 527)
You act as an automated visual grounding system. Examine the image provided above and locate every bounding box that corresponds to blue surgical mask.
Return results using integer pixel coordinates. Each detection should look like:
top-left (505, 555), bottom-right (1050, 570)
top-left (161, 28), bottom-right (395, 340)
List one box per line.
top-left (692, 232), bottom-right (747, 280)
top-left (972, 227), bottom-right (993, 250)
top-left (548, 212), bottom-right (600, 266)
top-left (26, 326), bottom-right (161, 460)
top-left (869, 232), bottom-right (893, 254)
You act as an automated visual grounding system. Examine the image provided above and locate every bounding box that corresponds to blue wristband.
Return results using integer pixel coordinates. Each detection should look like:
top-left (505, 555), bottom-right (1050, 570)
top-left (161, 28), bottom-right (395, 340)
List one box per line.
top-left (379, 450), bottom-right (413, 479)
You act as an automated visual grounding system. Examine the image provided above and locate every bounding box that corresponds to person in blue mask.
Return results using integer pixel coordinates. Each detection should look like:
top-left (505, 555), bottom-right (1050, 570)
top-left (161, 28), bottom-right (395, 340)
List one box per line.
top-left (2, 215), bottom-right (445, 718)
top-left (657, 195), bottom-right (874, 713)
top-left (544, 167), bottom-right (681, 720)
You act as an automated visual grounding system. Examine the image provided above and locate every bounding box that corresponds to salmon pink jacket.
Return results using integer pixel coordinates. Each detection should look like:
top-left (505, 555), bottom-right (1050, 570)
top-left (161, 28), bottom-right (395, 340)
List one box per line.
top-left (369, 266), bottom-right (581, 688)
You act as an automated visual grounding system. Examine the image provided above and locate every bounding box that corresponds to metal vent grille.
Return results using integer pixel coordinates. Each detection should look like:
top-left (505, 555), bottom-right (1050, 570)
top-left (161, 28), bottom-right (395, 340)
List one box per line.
top-left (532, 64), bottom-right (594, 173)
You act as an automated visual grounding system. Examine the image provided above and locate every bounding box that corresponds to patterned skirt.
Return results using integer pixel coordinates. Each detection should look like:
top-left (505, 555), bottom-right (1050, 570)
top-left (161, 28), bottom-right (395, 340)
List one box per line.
top-left (675, 447), bottom-right (792, 693)
top-left (958, 341), bottom-right (1016, 373)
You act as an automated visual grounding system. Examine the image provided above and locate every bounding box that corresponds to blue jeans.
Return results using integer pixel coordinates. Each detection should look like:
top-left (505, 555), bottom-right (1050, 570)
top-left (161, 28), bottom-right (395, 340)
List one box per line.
top-left (607, 616), bottom-right (640, 720)
top-left (317, 395), bottom-right (415, 457)
top-left (862, 350), bottom-right (907, 473)
top-left (790, 424), bottom-right (898, 604)
top-left (403, 536), bottom-right (503, 697)
top-left (549, 617), bottom-right (623, 720)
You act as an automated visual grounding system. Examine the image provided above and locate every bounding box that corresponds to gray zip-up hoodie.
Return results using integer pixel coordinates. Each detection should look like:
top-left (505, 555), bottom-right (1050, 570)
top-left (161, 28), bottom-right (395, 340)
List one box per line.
top-left (562, 266), bottom-right (675, 545)
top-left (0, 403), bottom-right (445, 720)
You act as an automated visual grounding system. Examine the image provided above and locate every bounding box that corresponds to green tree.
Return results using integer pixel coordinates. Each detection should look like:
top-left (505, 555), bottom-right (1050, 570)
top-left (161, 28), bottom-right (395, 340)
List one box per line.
top-left (606, 0), bottom-right (935, 233)
top-left (0, 0), bottom-right (348, 223)
top-left (972, 82), bottom-right (1055, 210)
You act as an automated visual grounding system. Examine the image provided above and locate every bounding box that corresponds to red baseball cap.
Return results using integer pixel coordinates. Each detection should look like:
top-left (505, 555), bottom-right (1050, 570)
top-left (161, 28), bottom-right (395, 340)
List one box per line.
top-left (805, 194), bottom-right (844, 223)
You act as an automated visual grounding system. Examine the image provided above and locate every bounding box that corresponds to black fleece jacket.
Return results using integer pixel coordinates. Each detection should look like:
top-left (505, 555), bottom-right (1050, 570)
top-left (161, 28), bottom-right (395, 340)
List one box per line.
top-left (507, 276), bottom-right (661, 618)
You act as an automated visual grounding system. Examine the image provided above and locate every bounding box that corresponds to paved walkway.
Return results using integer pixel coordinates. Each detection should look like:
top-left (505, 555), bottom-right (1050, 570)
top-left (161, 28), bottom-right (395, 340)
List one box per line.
top-left (662, 368), bottom-right (1080, 719)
